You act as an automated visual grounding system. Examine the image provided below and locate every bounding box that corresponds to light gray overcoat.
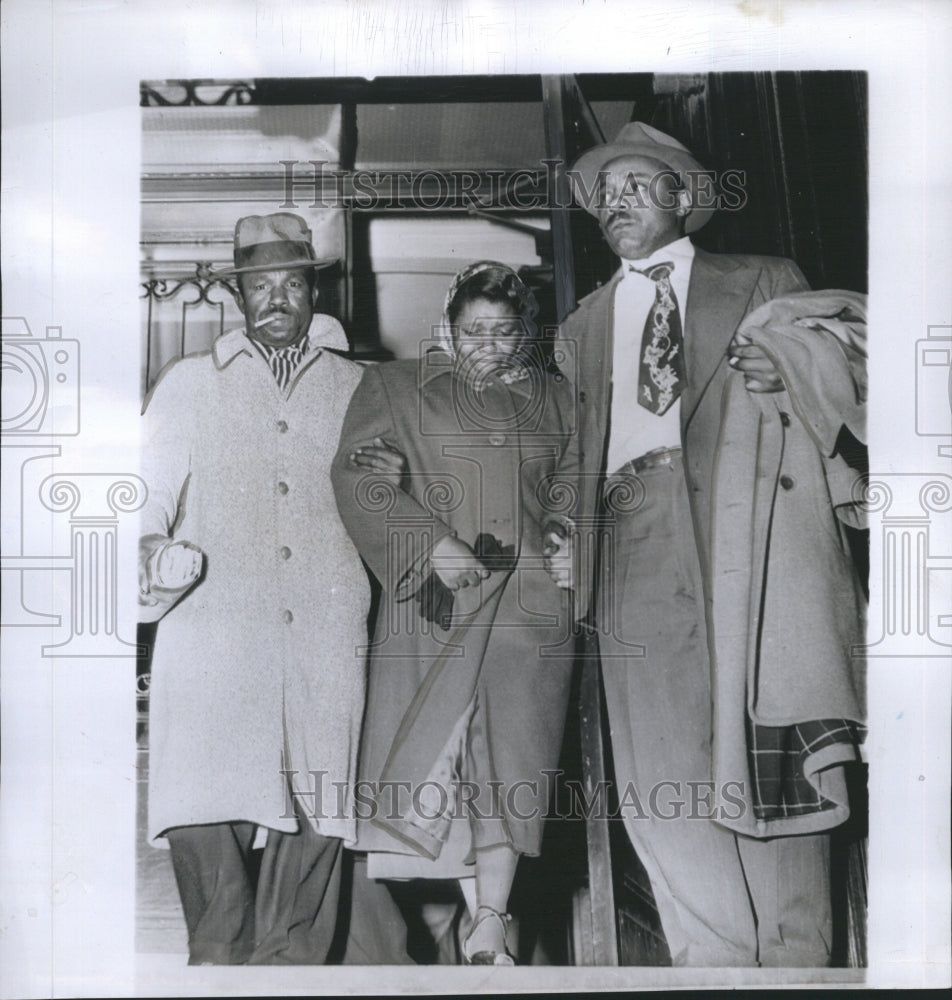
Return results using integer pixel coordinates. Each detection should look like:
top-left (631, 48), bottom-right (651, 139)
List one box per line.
top-left (140, 323), bottom-right (370, 846)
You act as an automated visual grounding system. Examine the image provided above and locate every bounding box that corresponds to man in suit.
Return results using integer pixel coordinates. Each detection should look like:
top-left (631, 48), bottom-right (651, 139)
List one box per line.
top-left (559, 123), bottom-right (866, 967)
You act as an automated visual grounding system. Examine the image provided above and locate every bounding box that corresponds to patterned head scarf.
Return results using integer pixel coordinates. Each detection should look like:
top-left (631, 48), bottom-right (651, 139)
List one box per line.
top-left (436, 261), bottom-right (539, 386)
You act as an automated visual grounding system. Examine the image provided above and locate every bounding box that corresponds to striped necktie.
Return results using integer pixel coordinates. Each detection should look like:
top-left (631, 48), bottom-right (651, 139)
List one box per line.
top-left (632, 261), bottom-right (685, 415)
top-left (254, 340), bottom-right (308, 391)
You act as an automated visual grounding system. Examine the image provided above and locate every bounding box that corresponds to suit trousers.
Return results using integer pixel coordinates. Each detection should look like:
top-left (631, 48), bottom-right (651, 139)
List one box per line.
top-left (167, 814), bottom-right (412, 965)
top-left (597, 453), bottom-right (833, 967)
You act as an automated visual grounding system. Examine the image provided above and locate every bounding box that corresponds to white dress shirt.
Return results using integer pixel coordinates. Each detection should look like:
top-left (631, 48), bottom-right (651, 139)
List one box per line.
top-left (606, 236), bottom-right (695, 475)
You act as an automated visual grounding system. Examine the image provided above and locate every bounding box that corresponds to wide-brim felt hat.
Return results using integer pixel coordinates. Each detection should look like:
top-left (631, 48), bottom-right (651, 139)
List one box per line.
top-left (571, 121), bottom-right (714, 234)
top-left (215, 212), bottom-right (338, 276)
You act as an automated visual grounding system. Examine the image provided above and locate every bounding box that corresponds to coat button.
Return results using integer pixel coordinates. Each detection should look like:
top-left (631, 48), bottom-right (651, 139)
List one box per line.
top-left (780, 475), bottom-right (795, 490)
top-left (277, 481), bottom-right (289, 495)
top-left (488, 433), bottom-right (506, 446)
top-left (282, 609), bottom-right (294, 624)
top-left (279, 546), bottom-right (292, 560)
top-left (779, 411), bottom-right (791, 427)
top-left (277, 419), bottom-right (289, 433)
top-left (579, 391), bottom-right (587, 403)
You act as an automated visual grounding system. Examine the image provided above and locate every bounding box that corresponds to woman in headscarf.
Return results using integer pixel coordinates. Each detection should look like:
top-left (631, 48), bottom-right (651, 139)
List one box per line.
top-left (332, 262), bottom-right (579, 964)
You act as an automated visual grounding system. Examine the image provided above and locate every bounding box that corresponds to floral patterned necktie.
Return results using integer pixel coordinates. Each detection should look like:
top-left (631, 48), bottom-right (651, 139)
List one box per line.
top-left (633, 261), bottom-right (685, 415)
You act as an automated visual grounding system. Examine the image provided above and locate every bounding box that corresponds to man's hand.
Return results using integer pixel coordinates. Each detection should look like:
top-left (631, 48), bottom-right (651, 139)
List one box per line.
top-left (347, 437), bottom-right (408, 484)
top-left (148, 540), bottom-right (204, 592)
top-left (542, 522), bottom-right (574, 590)
top-left (728, 332), bottom-right (786, 393)
top-left (429, 535), bottom-right (491, 591)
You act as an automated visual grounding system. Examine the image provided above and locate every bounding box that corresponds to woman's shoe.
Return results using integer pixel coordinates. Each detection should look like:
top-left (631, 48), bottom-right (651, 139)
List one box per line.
top-left (461, 905), bottom-right (515, 966)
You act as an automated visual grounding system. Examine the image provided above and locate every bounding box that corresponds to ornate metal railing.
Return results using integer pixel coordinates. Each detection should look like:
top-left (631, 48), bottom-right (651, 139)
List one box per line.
top-left (140, 264), bottom-right (241, 392)
top-left (140, 79), bottom-right (256, 107)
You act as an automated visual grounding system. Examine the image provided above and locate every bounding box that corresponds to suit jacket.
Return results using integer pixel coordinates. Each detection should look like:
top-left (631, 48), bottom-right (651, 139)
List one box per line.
top-left (559, 248), bottom-right (867, 837)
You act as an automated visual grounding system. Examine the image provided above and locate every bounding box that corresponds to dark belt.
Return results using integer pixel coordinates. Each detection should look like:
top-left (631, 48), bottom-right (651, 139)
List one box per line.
top-left (613, 445), bottom-right (682, 477)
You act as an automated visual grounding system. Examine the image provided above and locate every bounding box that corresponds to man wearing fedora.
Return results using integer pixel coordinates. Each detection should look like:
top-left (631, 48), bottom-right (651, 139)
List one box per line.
top-left (559, 124), bottom-right (866, 967)
top-left (138, 213), bottom-right (409, 965)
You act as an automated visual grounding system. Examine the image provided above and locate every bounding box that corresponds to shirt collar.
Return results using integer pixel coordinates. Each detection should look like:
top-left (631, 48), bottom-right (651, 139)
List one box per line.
top-left (212, 314), bottom-right (348, 369)
top-left (253, 339), bottom-right (306, 363)
top-left (619, 235), bottom-right (695, 280)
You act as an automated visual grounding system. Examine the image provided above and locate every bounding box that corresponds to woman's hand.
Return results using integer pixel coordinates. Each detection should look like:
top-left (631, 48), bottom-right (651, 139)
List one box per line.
top-left (415, 571), bottom-right (456, 630)
top-left (542, 522), bottom-right (574, 590)
top-left (347, 437), bottom-right (408, 484)
top-left (429, 535), bottom-right (491, 591)
top-left (727, 332), bottom-right (786, 393)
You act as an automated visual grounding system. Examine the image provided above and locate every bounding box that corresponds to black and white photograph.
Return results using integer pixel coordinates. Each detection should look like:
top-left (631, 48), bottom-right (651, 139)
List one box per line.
top-left (1, 1), bottom-right (950, 996)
